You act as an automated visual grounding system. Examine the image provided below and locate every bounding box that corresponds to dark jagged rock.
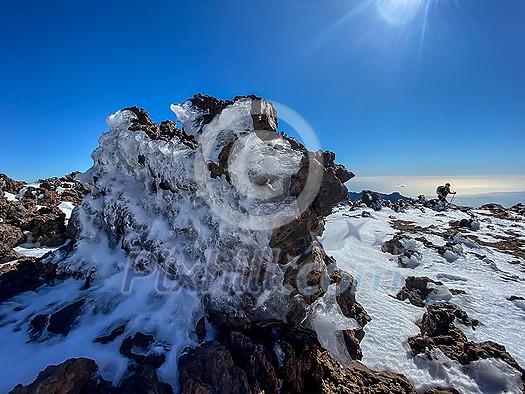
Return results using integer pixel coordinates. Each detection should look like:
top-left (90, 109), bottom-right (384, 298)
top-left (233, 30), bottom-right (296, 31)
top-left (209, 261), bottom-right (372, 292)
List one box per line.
top-left (120, 332), bottom-right (165, 368)
top-left (9, 357), bottom-right (98, 394)
top-left (117, 365), bottom-right (173, 394)
top-left (0, 195), bottom-right (33, 229)
top-left (9, 357), bottom-right (171, 394)
top-left (362, 210), bottom-right (372, 218)
top-left (47, 299), bottom-right (85, 336)
top-left (178, 340), bottom-right (251, 394)
top-left (28, 206), bottom-right (67, 246)
top-left (408, 302), bottom-right (525, 384)
top-left (29, 314), bottom-right (49, 339)
top-left (449, 218), bottom-right (480, 231)
top-left (0, 173), bottom-right (87, 259)
top-left (125, 106), bottom-right (198, 148)
top-left (510, 203), bottom-right (525, 215)
top-left (94, 324), bottom-right (126, 344)
top-left (178, 331), bottom-right (415, 394)
top-left (333, 270), bottom-right (371, 328)
top-left (382, 234), bottom-right (407, 255)
top-left (396, 276), bottom-right (445, 307)
top-left (0, 222), bottom-right (24, 263)
top-left (195, 317), bottom-right (206, 341)
top-left (226, 330), bottom-right (280, 393)
top-left (0, 223), bottom-right (24, 249)
top-left (424, 388), bottom-right (461, 394)
top-left (0, 174), bottom-right (26, 195)
top-left (0, 258), bottom-right (63, 303)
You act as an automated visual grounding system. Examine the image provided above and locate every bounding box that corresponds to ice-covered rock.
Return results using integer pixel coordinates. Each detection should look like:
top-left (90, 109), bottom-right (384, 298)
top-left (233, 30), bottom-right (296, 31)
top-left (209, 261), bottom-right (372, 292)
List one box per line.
top-left (0, 95), bottom-right (377, 393)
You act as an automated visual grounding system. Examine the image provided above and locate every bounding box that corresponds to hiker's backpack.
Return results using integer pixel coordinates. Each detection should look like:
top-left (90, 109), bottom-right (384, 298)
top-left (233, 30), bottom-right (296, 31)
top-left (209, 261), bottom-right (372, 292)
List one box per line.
top-left (436, 186), bottom-right (445, 194)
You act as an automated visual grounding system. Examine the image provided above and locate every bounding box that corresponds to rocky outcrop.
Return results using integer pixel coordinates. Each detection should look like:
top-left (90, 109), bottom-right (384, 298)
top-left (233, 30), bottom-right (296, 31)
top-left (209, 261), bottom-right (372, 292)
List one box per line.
top-left (382, 235), bottom-right (407, 255)
top-left (9, 358), bottom-right (98, 394)
top-left (0, 173), bottom-right (87, 263)
top-left (449, 218), bottom-right (480, 231)
top-left (408, 302), bottom-right (524, 384)
top-left (0, 174), bottom-right (25, 195)
top-left (9, 357), bottom-right (172, 394)
top-left (27, 206), bottom-right (68, 246)
top-left (179, 330), bottom-right (415, 394)
top-left (396, 276), bottom-right (446, 307)
top-left (360, 190), bottom-right (382, 211)
top-left (0, 257), bottom-right (67, 303)
top-left (0, 223), bottom-right (24, 263)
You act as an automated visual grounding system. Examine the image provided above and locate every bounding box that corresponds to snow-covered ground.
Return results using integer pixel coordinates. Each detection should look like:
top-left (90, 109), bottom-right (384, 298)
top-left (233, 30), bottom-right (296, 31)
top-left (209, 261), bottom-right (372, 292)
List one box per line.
top-left (321, 204), bottom-right (525, 393)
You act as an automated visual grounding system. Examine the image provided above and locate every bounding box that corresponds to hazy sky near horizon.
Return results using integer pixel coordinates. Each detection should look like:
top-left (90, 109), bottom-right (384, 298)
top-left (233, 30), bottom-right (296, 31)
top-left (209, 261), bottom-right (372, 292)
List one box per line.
top-left (1, 1), bottom-right (524, 183)
top-left (348, 175), bottom-right (525, 196)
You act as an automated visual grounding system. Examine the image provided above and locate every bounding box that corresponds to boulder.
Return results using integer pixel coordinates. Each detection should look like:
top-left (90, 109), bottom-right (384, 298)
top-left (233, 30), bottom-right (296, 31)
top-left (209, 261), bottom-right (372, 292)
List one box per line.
top-left (47, 299), bottom-right (86, 336)
top-left (361, 190), bottom-right (382, 211)
top-left (9, 358), bottom-right (98, 394)
top-left (178, 341), bottom-right (250, 394)
top-left (382, 235), bottom-right (407, 255)
top-left (27, 206), bottom-right (67, 246)
top-left (116, 365), bottom-right (172, 394)
top-left (119, 332), bottom-right (166, 368)
top-left (396, 276), bottom-right (445, 307)
top-left (0, 174), bottom-right (26, 195)
top-left (0, 223), bottom-right (24, 264)
top-left (408, 302), bottom-right (524, 384)
top-left (0, 258), bottom-right (44, 303)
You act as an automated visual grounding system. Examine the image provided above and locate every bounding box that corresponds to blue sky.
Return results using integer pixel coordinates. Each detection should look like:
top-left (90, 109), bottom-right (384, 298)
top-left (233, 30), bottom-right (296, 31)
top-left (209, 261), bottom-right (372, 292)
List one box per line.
top-left (1, 0), bottom-right (524, 183)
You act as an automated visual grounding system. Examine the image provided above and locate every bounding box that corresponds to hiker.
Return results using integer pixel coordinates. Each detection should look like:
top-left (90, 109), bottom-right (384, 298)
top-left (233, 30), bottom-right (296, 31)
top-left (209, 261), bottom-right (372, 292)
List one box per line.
top-left (436, 183), bottom-right (456, 204)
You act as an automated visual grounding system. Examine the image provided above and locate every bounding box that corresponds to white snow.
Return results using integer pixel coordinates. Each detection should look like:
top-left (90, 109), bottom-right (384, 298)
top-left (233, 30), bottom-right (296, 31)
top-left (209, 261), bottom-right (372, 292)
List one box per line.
top-left (4, 191), bottom-right (17, 201)
top-left (320, 205), bottom-right (525, 393)
top-left (58, 201), bottom-right (75, 220)
top-left (14, 244), bottom-right (59, 258)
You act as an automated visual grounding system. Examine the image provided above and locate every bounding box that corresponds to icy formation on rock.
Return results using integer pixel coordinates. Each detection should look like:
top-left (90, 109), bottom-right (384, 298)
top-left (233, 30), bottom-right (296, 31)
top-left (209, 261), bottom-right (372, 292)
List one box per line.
top-left (0, 95), bottom-right (367, 392)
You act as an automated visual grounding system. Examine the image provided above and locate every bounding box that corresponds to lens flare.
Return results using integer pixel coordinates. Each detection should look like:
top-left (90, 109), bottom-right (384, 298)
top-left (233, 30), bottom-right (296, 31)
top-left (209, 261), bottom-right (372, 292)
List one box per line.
top-left (376, 0), bottom-right (423, 25)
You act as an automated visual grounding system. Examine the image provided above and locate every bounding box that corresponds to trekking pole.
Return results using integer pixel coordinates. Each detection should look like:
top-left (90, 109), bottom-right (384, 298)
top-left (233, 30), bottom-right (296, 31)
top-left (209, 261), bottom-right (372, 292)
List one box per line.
top-left (450, 193), bottom-right (456, 206)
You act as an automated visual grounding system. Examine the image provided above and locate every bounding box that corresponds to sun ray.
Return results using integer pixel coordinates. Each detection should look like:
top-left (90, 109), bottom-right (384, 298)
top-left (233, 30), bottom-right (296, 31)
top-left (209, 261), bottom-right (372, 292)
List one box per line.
top-left (418, 0), bottom-right (433, 63)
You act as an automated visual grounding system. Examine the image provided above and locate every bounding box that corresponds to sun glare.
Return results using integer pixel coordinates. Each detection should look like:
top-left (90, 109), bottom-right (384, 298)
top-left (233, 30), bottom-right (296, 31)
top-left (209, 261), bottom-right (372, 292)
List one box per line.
top-left (376, 0), bottom-right (423, 25)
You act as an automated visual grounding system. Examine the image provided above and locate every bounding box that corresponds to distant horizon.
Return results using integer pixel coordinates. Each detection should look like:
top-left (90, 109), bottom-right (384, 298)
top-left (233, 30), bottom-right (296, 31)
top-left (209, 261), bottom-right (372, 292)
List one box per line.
top-left (346, 175), bottom-right (525, 207)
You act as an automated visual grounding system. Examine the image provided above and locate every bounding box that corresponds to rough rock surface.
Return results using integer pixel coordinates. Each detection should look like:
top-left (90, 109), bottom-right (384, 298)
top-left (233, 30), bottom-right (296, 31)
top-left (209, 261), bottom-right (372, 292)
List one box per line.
top-left (9, 358), bottom-right (98, 394)
top-left (9, 357), bottom-right (172, 394)
top-left (0, 223), bottom-right (24, 263)
top-left (396, 276), bottom-right (445, 307)
top-left (408, 302), bottom-right (525, 384)
top-left (28, 206), bottom-right (68, 246)
top-left (179, 331), bottom-right (415, 394)
top-left (0, 257), bottom-right (67, 303)
top-left (0, 172), bottom-right (88, 263)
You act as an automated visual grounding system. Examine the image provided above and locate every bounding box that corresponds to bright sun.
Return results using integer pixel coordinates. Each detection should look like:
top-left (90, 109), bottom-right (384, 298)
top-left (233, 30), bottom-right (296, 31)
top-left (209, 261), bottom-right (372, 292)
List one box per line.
top-left (376, 0), bottom-right (424, 25)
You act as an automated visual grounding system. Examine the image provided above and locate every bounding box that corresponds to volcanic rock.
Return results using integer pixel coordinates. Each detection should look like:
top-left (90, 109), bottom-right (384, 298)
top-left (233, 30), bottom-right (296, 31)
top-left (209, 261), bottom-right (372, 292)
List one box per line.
top-left (116, 365), bottom-right (173, 394)
top-left (382, 235), bottom-right (407, 255)
top-left (47, 299), bottom-right (86, 336)
top-left (9, 357), bottom-right (98, 394)
top-left (396, 276), bottom-right (446, 307)
top-left (0, 258), bottom-right (61, 303)
top-left (408, 302), bottom-right (525, 383)
top-left (27, 206), bottom-right (67, 246)
top-left (120, 332), bottom-right (166, 368)
top-left (178, 340), bottom-right (251, 394)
